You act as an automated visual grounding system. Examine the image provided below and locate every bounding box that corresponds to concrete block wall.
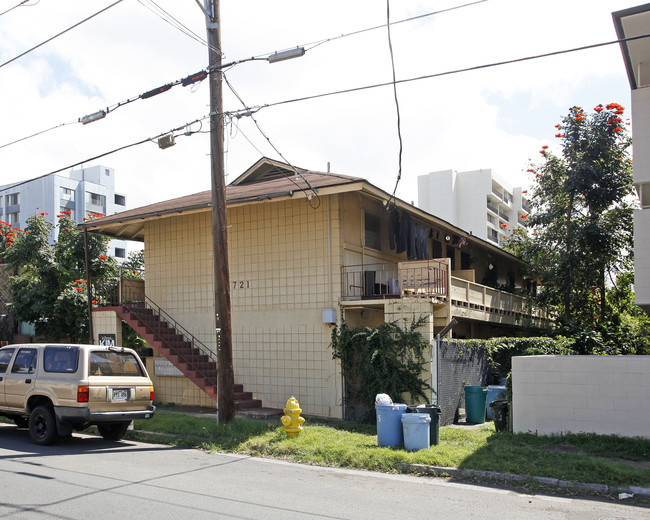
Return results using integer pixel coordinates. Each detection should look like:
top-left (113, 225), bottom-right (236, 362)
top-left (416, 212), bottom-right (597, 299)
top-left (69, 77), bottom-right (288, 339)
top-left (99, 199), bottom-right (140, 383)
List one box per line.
top-left (512, 355), bottom-right (650, 438)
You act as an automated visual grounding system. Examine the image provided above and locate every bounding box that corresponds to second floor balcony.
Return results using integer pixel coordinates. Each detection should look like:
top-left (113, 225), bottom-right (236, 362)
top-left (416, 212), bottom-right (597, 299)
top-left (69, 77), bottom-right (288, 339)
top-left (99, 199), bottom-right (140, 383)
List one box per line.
top-left (341, 260), bottom-right (448, 301)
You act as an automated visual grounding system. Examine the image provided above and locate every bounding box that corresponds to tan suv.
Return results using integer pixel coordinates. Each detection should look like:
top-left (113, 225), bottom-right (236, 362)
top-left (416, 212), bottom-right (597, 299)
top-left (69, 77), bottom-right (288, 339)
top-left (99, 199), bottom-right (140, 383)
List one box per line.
top-left (0, 343), bottom-right (155, 445)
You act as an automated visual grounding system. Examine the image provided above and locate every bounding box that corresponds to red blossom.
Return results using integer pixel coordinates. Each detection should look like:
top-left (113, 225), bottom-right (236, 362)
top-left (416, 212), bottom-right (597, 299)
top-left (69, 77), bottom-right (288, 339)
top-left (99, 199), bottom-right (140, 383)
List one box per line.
top-left (92, 300), bottom-right (98, 304)
top-left (76, 287), bottom-right (83, 291)
top-left (74, 279), bottom-right (82, 283)
top-left (594, 105), bottom-right (604, 112)
top-left (542, 145), bottom-right (548, 149)
top-left (99, 255), bottom-right (107, 260)
top-left (555, 133), bottom-right (564, 138)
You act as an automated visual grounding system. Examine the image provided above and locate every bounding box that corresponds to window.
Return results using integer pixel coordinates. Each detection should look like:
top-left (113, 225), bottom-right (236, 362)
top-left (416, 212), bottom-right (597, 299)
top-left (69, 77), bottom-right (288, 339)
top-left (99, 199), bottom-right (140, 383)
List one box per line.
top-left (114, 194), bottom-right (126, 206)
top-left (114, 247), bottom-right (126, 258)
top-left (641, 183), bottom-right (650, 209)
top-left (364, 211), bottom-right (381, 250)
top-left (6, 212), bottom-right (19, 225)
top-left (0, 348), bottom-right (15, 373)
top-left (11, 348), bottom-right (37, 374)
top-left (90, 350), bottom-right (144, 377)
top-left (105, 168), bottom-right (110, 176)
top-left (44, 346), bottom-right (79, 373)
top-left (86, 192), bottom-right (106, 206)
top-left (60, 187), bottom-right (75, 202)
top-left (6, 193), bottom-right (19, 206)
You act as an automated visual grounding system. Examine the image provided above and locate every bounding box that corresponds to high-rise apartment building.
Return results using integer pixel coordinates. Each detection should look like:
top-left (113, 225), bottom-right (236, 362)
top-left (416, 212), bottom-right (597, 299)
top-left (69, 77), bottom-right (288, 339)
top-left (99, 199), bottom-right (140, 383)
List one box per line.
top-left (0, 165), bottom-right (128, 258)
top-left (614, 4), bottom-right (650, 312)
top-left (417, 168), bottom-right (530, 245)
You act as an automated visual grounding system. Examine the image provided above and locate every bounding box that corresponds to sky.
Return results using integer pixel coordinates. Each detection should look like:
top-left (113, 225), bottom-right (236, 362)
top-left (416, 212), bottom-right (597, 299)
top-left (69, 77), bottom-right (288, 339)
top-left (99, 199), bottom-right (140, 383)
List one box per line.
top-left (0, 0), bottom-right (641, 211)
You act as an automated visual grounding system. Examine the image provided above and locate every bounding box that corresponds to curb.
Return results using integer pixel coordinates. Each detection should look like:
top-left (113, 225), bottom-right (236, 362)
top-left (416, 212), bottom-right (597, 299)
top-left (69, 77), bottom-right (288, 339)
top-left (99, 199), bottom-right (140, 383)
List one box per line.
top-left (395, 463), bottom-right (650, 497)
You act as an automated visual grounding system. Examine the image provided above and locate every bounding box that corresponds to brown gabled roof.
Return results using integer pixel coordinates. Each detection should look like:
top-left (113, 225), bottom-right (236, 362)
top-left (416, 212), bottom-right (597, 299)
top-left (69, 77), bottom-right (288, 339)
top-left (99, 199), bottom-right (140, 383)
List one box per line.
top-left (78, 158), bottom-right (362, 240)
top-left (78, 157), bottom-right (526, 265)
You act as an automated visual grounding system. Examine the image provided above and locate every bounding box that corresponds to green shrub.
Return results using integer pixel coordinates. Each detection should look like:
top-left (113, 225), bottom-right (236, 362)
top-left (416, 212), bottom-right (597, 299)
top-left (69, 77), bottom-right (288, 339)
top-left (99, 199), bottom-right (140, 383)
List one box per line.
top-left (330, 316), bottom-right (431, 422)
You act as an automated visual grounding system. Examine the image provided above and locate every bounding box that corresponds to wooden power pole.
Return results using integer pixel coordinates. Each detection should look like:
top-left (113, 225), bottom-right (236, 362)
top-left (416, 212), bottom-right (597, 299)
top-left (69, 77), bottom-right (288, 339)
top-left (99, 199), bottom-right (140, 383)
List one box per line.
top-left (204, 0), bottom-right (235, 424)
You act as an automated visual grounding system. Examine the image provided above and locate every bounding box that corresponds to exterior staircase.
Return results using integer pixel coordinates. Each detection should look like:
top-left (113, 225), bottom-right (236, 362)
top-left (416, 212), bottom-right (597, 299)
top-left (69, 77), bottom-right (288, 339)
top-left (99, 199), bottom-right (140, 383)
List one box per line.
top-left (113, 301), bottom-right (281, 419)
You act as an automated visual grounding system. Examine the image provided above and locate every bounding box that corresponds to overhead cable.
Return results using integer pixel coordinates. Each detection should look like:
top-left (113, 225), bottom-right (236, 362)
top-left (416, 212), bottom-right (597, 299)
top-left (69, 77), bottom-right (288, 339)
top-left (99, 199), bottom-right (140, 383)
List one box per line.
top-left (385, 0), bottom-right (404, 204)
top-left (0, 0), bottom-right (37, 17)
top-left (0, 0), bottom-right (124, 69)
top-left (136, 0), bottom-right (214, 52)
top-left (223, 74), bottom-right (321, 208)
top-left (0, 115), bottom-right (211, 193)
top-left (256, 33), bottom-right (650, 113)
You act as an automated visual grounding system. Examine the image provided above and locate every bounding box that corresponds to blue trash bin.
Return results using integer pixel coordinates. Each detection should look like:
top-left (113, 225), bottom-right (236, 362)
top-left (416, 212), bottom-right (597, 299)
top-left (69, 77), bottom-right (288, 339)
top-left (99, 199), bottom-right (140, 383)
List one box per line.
top-left (486, 385), bottom-right (506, 420)
top-left (376, 403), bottom-right (407, 447)
top-left (401, 413), bottom-right (431, 451)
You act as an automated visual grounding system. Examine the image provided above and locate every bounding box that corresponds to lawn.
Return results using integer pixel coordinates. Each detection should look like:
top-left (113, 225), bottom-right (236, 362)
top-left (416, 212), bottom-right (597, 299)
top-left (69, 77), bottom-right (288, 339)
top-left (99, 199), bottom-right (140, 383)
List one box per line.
top-left (130, 410), bottom-right (650, 490)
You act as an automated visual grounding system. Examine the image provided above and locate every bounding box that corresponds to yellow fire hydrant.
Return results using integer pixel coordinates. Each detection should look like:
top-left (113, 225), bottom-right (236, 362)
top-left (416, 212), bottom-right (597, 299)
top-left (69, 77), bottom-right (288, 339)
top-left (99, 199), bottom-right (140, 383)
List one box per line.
top-left (281, 396), bottom-right (305, 437)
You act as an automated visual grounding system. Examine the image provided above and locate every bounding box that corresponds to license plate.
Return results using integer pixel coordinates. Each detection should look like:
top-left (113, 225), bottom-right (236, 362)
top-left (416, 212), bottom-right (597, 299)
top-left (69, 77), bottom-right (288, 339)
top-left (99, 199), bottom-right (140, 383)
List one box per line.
top-left (112, 389), bottom-right (129, 402)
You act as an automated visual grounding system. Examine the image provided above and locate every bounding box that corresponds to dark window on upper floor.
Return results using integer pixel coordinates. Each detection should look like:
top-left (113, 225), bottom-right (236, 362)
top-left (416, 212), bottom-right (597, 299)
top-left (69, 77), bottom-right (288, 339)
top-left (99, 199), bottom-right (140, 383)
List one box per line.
top-left (364, 211), bottom-right (381, 251)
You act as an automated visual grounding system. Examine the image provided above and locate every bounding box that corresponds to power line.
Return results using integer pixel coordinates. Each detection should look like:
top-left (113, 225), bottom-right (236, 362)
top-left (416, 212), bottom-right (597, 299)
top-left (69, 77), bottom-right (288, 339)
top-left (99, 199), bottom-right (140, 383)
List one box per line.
top-left (252, 0), bottom-right (489, 58)
top-left (0, 120), bottom-right (76, 150)
top-left (136, 0), bottom-right (214, 52)
top-left (0, 0), bottom-right (37, 17)
top-left (0, 1), bottom-right (480, 150)
top-left (385, 0), bottom-right (403, 203)
top-left (0, 115), bottom-right (211, 193)
top-left (0, 0), bottom-right (124, 69)
top-left (256, 33), bottom-right (650, 113)
top-left (223, 74), bottom-right (321, 208)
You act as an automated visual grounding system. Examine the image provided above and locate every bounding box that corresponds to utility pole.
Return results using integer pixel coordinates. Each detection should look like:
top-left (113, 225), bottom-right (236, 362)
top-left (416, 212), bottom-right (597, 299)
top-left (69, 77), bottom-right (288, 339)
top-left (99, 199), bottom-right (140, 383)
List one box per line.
top-left (204, 0), bottom-right (235, 424)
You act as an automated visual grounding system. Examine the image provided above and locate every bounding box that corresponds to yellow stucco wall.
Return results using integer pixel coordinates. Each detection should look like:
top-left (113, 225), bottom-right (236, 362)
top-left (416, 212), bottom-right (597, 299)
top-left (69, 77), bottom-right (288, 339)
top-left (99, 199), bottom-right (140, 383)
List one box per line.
top-left (144, 195), bottom-right (344, 418)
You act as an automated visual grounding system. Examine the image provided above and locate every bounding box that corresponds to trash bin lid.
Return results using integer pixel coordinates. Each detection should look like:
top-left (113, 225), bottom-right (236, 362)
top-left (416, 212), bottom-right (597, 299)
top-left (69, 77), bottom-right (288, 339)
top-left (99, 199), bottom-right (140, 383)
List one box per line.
top-left (401, 413), bottom-right (431, 423)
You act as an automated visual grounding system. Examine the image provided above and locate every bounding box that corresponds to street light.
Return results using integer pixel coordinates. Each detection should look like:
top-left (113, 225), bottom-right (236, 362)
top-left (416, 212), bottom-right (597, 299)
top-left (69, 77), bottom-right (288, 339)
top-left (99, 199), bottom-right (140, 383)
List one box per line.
top-left (268, 47), bottom-right (306, 64)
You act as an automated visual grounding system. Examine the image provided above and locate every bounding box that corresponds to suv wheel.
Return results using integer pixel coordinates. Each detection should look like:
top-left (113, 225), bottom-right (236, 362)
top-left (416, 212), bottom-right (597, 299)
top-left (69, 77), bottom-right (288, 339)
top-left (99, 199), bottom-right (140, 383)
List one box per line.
top-left (97, 422), bottom-right (130, 441)
top-left (29, 405), bottom-right (58, 445)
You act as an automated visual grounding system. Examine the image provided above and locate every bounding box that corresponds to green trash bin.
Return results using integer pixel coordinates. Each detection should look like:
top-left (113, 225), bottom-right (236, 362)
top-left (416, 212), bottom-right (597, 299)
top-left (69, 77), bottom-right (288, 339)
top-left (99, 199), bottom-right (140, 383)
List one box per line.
top-left (407, 405), bottom-right (441, 445)
top-left (465, 386), bottom-right (487, 424)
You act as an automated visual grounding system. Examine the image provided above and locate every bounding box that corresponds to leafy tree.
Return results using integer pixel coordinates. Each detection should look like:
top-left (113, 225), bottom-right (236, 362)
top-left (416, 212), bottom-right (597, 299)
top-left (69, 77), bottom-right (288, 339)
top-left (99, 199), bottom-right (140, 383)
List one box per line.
top-left (0, 212), bottom-right (117, 342)
top-left (503, 104), bottom-right (646, 353)
top-left (120, 249), bottom-right (145, 279)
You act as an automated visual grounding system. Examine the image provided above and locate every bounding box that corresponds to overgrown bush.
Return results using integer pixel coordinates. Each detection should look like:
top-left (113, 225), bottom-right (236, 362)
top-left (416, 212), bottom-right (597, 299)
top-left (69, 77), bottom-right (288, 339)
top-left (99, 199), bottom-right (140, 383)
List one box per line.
top-left (449, 337), bottom-right (577, 381)
top-left (330, 316), bottom-right (431, 422)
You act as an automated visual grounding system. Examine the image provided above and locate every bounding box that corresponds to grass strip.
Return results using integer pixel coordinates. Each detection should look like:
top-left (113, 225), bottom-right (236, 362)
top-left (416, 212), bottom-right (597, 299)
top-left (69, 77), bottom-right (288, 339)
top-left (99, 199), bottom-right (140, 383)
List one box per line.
top-left (131, 412), bottom-right (650, 489)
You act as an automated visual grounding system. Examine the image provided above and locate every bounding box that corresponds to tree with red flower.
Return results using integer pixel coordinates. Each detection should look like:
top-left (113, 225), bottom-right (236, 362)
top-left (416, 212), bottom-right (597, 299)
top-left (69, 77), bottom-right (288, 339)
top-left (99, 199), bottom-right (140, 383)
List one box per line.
top-left (503, 103), bottom-right (638, 353)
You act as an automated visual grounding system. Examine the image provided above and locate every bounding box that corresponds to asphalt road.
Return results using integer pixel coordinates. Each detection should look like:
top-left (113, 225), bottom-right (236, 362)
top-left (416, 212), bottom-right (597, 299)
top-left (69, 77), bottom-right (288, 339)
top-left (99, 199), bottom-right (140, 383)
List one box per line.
top-left (0, 423), bottom-right (647, 520)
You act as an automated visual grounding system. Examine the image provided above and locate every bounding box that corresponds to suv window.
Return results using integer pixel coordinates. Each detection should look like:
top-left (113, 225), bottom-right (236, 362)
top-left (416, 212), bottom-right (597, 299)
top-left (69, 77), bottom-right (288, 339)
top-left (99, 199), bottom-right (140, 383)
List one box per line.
top-left (0, 348), bottom-right (15, 372)
top-left (90, 350), bottom-right (144, 377)
top-left (11, 348), bottom-right (37, 374)
top-left (44, 346), bottom-right (79, 373)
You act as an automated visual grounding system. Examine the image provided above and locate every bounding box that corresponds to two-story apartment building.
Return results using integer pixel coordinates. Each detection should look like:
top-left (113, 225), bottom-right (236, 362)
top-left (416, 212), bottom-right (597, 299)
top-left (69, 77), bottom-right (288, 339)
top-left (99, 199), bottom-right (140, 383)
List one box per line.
top-left (81, 158), bottom-right (549, 419)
